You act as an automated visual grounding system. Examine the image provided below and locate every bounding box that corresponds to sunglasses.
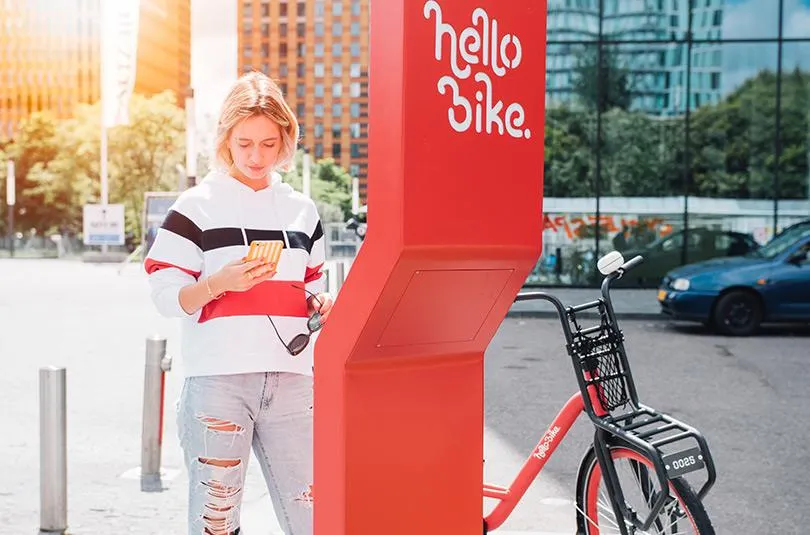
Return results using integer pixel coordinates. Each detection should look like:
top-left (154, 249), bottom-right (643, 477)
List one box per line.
top-left (266, 286), bottom-right (324, 356)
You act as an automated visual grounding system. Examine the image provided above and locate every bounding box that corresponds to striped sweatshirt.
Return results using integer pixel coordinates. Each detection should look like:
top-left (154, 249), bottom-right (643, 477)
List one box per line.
top-left (144, 169), bottom-right (325, 378)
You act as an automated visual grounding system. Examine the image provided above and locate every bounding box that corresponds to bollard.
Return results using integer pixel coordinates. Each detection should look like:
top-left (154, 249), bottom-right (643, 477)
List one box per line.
top-left (39, 366), bottom-right (67, 535)
top-left (335, 260), bottom-right (345, 292)
top-left (141, 336), bottom-right (171, 492)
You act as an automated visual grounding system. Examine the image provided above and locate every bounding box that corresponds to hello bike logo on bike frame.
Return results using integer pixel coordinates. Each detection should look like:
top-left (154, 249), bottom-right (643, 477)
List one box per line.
top-left (423, 1), bottom-right (532, 139)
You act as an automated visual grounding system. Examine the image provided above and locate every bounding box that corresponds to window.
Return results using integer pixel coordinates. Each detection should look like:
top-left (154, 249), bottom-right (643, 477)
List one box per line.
top-left (350, 103), bottom-right (360, 118)
top-left (350, 82), bottom-right (360, 97)
top-left (297, 23), bottom-right (305, 35)
top-left (350, 164), bottom-right (360, 176)
top-left (297, 2), bottom-right (306, 17)
top-left (351, 22), bottom-right (360, 36)
top-left (296, 103), bottom-right (305, 117)
top-left (351, 0), bottom-right (361, 16)
top-left (315, 22), bottom-right (324, 36)
top-left (314, 63), bottom-right (324, 77)
top-left (279, 82), bottom-right (288, 95)
top-left (332, 64), bottom-right (342, 76)
top-left (314, 83), bottom-right (324, 97)
top-left (280, 23), bottom-right (287, 36)
top-left (332, 104), bottom-right (343, 117)
top-left (332, 44), bottom-right (342, 57)
top-left (332, 83), bottom-right (342, 97)
top-left (296, 84), bottom-right (305, 97)
top-left (314, 104), bottom-right (324, 117)
top-left (332, 124), bottom-right (341, 137)
top-left (314, 123), bottom-right (324, 137)
top-left (279, 64), bottom-right (288, 76)
top-left (332, 143), bottom-right (342, 158)
top-left (333, 2), bottom-right (342, 16)
top-left (315, 1), bottom-right (325, 16)
top-left (350, 123), bottom-right (361, 138)
top-left (262, 3), bottom-right (270, 17)
top-left (261, 23), bottom-right (269, 36)
top-left (333, 23), bottom-right (342, 36)
top-left (297, 43), bottom-right (306, 56)
top-left (297, 62), bottom-right (305, 77)
top-left (261, 43), bottom-right (269, 56)
top-left (315, 143), bottom-right (324, 158)
top-left (315, 44), bottom-right (324, 57)
top-left (351, 143), bottom-right (361, 158)
top-left (350, 63), bottom-right (361, 77)
top-left (351, 43), bottom-right (360, 57)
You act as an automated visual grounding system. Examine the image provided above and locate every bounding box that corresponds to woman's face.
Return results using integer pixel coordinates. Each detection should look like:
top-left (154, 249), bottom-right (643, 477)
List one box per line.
top-left (228, 114), bottom-right (282, 180)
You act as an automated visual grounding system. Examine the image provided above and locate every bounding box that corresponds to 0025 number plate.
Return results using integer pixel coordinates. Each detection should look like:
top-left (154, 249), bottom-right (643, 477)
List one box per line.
top-left (663, 447), bottom-right (705, 478)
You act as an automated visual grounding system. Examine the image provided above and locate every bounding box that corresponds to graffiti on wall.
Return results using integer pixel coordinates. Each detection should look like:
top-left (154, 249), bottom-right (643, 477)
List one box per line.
top-left (543, 214), bottom-right (673, 241)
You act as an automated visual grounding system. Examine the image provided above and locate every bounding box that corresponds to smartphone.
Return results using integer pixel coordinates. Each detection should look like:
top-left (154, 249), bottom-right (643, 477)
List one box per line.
top-left (245, 240), bottom-right (284, 265)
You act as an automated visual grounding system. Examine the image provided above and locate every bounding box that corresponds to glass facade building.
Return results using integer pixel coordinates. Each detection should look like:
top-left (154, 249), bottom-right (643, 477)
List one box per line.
top-left (531, 0), bottom-right (810, 288)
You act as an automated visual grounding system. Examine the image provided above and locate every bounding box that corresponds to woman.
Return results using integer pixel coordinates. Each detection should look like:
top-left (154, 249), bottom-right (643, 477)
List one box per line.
top-left (145, 71), bottom-right (331, 535)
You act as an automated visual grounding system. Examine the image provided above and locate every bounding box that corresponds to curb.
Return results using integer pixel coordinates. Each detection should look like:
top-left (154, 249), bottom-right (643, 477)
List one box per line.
top-left (506, 309), bottom-right (663, 321)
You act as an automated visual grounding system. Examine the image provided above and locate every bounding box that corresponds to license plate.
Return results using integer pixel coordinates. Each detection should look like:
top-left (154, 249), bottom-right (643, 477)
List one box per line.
top-left (657, 289), bottom-right (667, 302)
top-left (663, 447), bottom-right (706, 479)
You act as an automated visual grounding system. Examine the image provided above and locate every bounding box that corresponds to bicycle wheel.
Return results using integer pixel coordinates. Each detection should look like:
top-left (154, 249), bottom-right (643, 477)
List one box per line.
top-left (575, 445), bottom-right (714, 534)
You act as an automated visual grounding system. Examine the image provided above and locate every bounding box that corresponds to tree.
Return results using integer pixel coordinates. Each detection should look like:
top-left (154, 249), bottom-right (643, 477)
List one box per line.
top-left (17, 91), bottom-right (186, 240)
top-left (281, 151), bottom-right (353, 222)
top-left (573, 46), bottom-right (632, 113)
top-left (601, 110), bottom-right (683, 196)
top-left (689, 69), bottom-right (810, 200)
top-left (4, 112), bottom-right (61, 233)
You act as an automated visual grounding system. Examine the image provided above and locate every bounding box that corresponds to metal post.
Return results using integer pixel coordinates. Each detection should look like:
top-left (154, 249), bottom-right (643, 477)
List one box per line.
top-left (336, 260), bottom-right (345, 291)
top-left (141, 336), bottom-right (171, 492)
top-left (185, 87), bottom-right (197, 189)
top-left (39, 366), bottom-right (67, 535)
top-left (6, 159), bottom-right (15, 258)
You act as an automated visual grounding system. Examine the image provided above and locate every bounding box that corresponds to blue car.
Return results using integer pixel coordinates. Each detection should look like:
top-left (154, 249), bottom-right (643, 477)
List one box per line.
top-left (658, 222), bottom-right (810, 335)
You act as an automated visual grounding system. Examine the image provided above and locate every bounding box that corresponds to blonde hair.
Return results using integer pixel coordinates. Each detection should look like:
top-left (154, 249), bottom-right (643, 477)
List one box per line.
top-left (215, 71), bottom-right (299, 172)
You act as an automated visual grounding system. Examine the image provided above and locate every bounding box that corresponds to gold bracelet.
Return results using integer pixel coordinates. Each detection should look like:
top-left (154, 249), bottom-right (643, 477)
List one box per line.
top-left (205, 277), bottom-right (223, 300)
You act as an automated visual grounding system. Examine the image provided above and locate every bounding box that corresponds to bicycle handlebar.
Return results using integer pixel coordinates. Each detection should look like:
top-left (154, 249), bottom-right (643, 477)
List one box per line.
top-left (618, 254), bottom-right (644, 274)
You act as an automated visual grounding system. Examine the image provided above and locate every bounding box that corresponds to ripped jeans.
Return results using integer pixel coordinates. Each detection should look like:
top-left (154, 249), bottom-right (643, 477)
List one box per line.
top-left (177, 372), bottom-right (313, 535)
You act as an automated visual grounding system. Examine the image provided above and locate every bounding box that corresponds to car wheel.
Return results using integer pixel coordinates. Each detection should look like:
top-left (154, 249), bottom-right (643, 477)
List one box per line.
top-left (712, 290), bottom-right (763, 336)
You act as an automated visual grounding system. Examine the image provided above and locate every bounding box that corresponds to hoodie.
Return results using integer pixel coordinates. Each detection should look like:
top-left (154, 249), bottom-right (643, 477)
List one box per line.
top-left (144, 169), bottom-right (325, 378)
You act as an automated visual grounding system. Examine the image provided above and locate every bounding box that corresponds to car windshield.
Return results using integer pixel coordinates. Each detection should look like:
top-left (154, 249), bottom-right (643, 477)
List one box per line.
top-left (748, 224), bottom-right (810, 260)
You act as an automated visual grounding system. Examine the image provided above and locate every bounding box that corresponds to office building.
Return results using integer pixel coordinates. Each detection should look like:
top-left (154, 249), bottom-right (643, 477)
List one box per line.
top-left (238, 0), bottom-right (370, 198)
top-left (0, 0), bottom-right (191, 140)
top-left (545, 0), bottom-right (724, 115)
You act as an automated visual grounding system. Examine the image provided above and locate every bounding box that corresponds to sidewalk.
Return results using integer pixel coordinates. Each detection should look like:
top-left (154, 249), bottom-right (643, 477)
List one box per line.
top-left (508, 288), bottom-right (661, 319)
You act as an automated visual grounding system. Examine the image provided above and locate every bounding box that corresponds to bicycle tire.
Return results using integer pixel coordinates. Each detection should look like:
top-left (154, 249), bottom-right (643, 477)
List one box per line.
top-left (575, 445), bottom-right (714, 535)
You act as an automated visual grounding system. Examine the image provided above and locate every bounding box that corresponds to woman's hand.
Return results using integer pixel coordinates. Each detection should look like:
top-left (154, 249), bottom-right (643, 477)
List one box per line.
top-left (209, 258), bottom-right (277, 294)
top-left (308, 292), bottom-right (334, 322)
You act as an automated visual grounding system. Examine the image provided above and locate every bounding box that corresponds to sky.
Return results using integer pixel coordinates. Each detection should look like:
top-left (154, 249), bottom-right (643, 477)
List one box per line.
top-left (722, 0), bottom-right (810, 93)
top-left (190, 0), bottom-right (237, 151)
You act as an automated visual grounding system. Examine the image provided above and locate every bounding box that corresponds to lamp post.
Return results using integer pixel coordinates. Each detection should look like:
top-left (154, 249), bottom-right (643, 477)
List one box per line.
top-left (6, 160), bottom-right (14, 257)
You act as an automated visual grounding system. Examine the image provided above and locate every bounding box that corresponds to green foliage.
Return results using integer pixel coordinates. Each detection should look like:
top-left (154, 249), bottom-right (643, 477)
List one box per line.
top-left (545, 68), bottom-right (810, 200)
top-left (573, 46), bottom-right (632, 113)
top-left (3, 92), bottom-right (186, 240)
top-left (281, 152), bottom-right (353, 222)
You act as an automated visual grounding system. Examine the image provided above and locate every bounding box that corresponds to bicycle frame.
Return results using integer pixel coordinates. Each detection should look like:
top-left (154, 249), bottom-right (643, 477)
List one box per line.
top-left (483, 391), bottom-right (586, 532)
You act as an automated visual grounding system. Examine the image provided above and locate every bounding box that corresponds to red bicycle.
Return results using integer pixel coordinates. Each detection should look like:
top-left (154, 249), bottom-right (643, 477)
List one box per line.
top-left (483, 253), bottom-right (717, 535)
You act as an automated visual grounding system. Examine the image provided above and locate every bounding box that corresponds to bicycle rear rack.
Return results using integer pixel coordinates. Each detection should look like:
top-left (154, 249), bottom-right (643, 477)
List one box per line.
top-left (515, 287), bottom-right (716, 534)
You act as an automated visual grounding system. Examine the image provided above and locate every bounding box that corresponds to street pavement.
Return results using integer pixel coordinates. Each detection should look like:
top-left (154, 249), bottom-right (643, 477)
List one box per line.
top-left (0, 259), bottom-right (574, 535)
top-left (2, 259), bottom-right (808, 534)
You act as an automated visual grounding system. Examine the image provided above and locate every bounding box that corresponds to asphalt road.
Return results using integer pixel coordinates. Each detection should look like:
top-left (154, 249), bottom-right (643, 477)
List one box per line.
top-left (485, 315), bottom-right (810, 534)
top-left (1, 259), bottom-right (807, 534)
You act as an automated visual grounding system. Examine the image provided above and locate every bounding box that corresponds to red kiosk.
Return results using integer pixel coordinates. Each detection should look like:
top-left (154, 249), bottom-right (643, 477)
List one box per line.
top-left (314, 1), bottom-right (547, 532)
